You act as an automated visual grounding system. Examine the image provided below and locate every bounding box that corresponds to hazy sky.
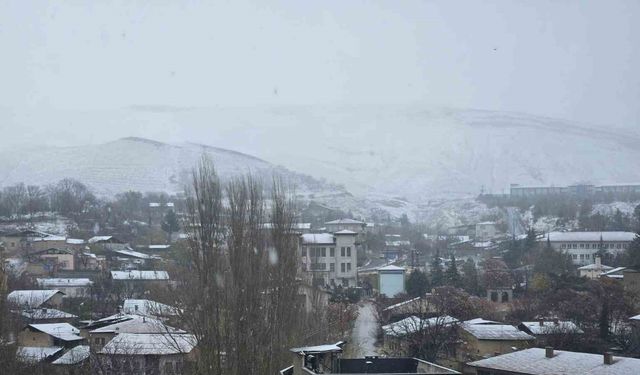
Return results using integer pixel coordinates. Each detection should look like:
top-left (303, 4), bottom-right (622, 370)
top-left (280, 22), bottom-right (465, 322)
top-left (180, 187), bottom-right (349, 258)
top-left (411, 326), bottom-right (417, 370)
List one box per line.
top-left (1, 0), bottom-right (639, 146)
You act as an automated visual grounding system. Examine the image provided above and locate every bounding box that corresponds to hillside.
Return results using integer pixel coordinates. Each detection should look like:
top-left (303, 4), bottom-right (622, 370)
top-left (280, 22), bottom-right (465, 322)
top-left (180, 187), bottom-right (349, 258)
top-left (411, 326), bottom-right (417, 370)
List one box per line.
top-left (0, 137), bottom-right (341, 197)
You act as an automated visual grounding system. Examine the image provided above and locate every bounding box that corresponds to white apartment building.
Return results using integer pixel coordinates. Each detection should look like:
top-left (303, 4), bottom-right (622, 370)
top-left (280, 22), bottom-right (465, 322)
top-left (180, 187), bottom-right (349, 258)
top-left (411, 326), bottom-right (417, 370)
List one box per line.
top-left (299, 231), bottom-right (358, 288)
top-left (543, 231), bottom-right (636, 265)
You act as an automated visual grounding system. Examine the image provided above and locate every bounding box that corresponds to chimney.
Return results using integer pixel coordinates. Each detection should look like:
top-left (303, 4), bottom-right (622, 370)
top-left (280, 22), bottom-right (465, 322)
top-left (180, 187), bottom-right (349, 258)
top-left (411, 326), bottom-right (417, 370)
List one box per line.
top-left (604, 352), bottom-right (613, 365)
top-left (539, 318), bottom-right (544, 327)
top-left (545, 347), bottom-right (554, 358)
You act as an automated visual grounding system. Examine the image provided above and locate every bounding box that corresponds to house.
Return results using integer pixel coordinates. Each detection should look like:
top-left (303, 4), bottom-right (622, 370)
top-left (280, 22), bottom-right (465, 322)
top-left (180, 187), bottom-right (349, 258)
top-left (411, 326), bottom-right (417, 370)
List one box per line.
top-left (7, 289), bottom-right (65, 309)
top-left (97, 333), bottom-right (197, 375)
top-left (111, 247), bottom-right (162, 270)
top-left (20, 308), bottom-right (78, 324)
top-left (122, 299), bottom-right (180, 318)
top-left (324, 218), bottom-right (367, 234)
top-left (36, 278), bottom-right (93, 298)
top-left (88, 314), bottom-right (185, 351)
top-left (18, 323), bottom-right (84, 349)
top-left (51, 345), bottom-right (90, 366)
top-left (381, 315), bottom-right (459, 355)
top-left (0, 229), bottom-right (51, 253)
top-left (77, 251), bottom-right (106, 271)
top-left (88, 235), bottom-right (128, 250)
top-left (518, 319), bottom-right (583, 346)
top-left (16, 346), bottom-right (64, 363)
top-left (475, 222), bottom-right (497, 241)
top-left (457, 319), bottom-right (534, 366)
top-left (378, 265), bottom-right (406, 298)
top-left (29, 248), bottom-right (75, 271)
top-left (601, 266), bottom-right (627, 280)
top-left (299, 231), bottom-right (358, 288)
top-left (578, 256), bottom-right (614, 279)
top-left (286, 342), bottom-right (459, 375)
top-left (542, 231), bottom-right (636, 265)
top-left (110, 270), bottom-right (170, 297)
top-left (28, 236), bottom-right (69, 252)
top-left (467, 347), bottom-right (640, 375)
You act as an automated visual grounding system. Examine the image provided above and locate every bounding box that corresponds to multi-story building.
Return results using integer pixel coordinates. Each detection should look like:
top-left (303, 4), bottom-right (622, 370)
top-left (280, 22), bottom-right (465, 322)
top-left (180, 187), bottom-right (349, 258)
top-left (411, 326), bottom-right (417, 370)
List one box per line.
top-left (543, 231), bottom-right (636, 265)
top-left (299, 231), bottom-right (358, 288)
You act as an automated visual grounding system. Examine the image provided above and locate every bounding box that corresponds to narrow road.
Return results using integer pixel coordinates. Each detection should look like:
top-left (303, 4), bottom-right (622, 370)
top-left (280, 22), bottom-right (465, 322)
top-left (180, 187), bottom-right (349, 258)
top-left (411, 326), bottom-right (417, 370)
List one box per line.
top-left (350, 301), bottom-right (378, 357)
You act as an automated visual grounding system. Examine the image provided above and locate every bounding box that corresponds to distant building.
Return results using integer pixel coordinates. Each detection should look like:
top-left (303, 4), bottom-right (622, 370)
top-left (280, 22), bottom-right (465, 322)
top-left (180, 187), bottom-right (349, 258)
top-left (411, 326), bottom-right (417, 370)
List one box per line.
top-left (36, 278), bottom-right (93, 298)
top-left (7, 290), bottom-right (65, 309)
top-left (468, 347), bottom-right (640, 375)
top-left (475, 222), bottom-right (497, 241)
top-left (578, 256), bottom-right (614, 279)
top-left (378, 265), bottom-right (406, 298)
top-left (518, 319), bottom-right (583, 346)
top-left (457, 319), bottom-right (534, 366)
top-left (324, 219), bottom-right (366, 234)
top-left (543, 231), bottom-right (635, 265)
top-left (299, 231), bottom-right (358, 288)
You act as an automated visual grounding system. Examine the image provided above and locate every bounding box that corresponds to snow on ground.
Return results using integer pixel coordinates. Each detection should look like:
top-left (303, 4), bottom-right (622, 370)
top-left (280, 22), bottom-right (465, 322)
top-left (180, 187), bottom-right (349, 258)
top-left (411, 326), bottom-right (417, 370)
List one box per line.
top-left (592, 201), bottom-right (640, 216)
top-left (350, 301), bottom-right (379, 357)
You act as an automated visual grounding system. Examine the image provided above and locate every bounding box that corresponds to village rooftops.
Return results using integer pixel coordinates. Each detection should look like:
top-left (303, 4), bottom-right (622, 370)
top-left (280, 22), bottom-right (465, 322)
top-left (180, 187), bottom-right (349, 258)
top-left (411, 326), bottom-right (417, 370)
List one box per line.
top-left (20, 308), bottom-right (77, 320)
top-left (110, 270), bottom-right (169, 280)
top-left (519, 320), bottom-right (584, 335)
top-left (301, 233), bottom-right (335, 245)
top-left (544, 231), bottom-right (636, 242)
top-left (16, 346), bottom-right (63, 363)
top-left (37, 278), bottom-right (93, 287)
top-left (462, 322), bottom-right (534, 341)
top-left (28, 323), bottom-right (83, 341)
top-left (52, 345), bottom-right (90, 365)
top-left (325, 218), bottom-right (365, 225)
top-left (468, 348), bottom-right (640, 375)
top-left (100, 333), bottom-right (197, 355)
top-left (89, 314), bottom-right (184, 334)
top-left (7, 289), bottom-right (63, 308)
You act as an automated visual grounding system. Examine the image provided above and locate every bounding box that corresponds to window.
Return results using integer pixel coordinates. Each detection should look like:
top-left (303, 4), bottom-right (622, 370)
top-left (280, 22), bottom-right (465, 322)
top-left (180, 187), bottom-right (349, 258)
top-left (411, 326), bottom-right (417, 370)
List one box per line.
top-left (301, 247), bottom-right (307, 256)
top-left (321, 247), bottom-right (326, 257)
top-left (617, 243), bottom-right (622, 249)
top-left (341, 247), bottom-right (345, 257)
top-left (341, 263), bottom-right (346, 272)
top-left (592, 244), bottom-right (597, 249)
top-left (330, 263), bottom-right (335, 272)
top-left (561, 244), bottom-right (566, 249)
top-left (573, 244), bottom-right (578, 249)
top-left (347, 263), bottom-right (351, 271)
top-left (342, 278), bottom-right (349, 287)
top-left (572, 254), bottom-right (577, 259)
top-left (311, 263), bottom-right (326, 270)
top-left (580, 243), bottom-right (585, 249)
top-left (346, 247), bottom-right (351, 257)
top-left (330, 247), bottom-right (335, 257)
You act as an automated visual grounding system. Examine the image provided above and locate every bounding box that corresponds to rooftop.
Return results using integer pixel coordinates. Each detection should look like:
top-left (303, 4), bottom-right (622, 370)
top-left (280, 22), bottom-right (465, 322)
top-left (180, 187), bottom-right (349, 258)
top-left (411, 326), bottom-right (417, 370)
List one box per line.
top-left (462, 322), bottom-right (534, 341)
top-left (16, 346), bottom-right (63, 363)
top-left (111, 270), bottom-right (169, 280)
top-left (325, 218), bottom-right (365, 225)
top-left (122, 299), bottom-right (180, 317)
top-left (52, 345), bottom-right (90, 365)
top-left (545, 231), bottom-right (636, 242)
top-left (28, 323), bottom-right (83, 341)
top-left (20, 308), bottom-right (77, 320)
top-left (301, 233), bottom-right (335, 245)
top-left (468, 348), bottom-right (640, 375)
top-left (520, 321), bottom-right (584, 335)
top-left (7, 290), bottom-right (62, 308)
top-left (90, 314), bottom-right (183, 334)
top-left (100, 333), bottom-right (197, 355)
top-left (36, 278), bottom-right (93, 287)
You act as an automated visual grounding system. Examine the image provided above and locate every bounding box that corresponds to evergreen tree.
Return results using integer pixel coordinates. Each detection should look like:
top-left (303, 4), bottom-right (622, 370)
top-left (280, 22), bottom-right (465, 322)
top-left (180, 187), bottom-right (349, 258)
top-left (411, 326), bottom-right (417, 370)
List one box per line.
top-left (161, 209), bottom-right (180, 243)
top-left (406, 269), bottom-right (430, 297)
top-left (430, 250), bottom-right (444, 287)
top-left (626, 233), bottom-right (640, 267)
top-left (461, 258), bottom-right (478, 295)
top-left (444, 254), bottom-right (461, 287)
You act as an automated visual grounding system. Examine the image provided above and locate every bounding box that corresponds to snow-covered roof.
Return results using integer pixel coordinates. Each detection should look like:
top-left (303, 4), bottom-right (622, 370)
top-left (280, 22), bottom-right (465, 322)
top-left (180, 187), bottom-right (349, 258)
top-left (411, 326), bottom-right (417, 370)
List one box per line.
top-left (476, 221), bottom-right (496, 225)
top-left (601, 267), bottom-right (627, 279)
top-left (630, 314), bottom-right (640, 321)
top-left (100, 333), bottom-right (197, 355)
top-left (290, 341), bottom-right (344, 354)
top-left (462, 322), bottom-right (534, 341)
top-left (30, 235), bottom-right (66, 242)
top-left (300, 233), bottom-right (335, 245)
top-left (88, 235), bottom-right (113, 243)
top-left (16, 346), bottom-right (63, 363)
top-left (520, 321), bottom-right (583, 335)
top-left (468, 347), bottom-right (640, 375)
top-left (325, 218), bottom-right (365, 225)
top-left (578, 263), bottom-right (614, 271)
top-left (37, 278), bottom-right (93, 287)
top-left (382, 296), bottom-right (421, 312)
top-left (464, 318), bottom-right (501, 325)
top-left (113, 248), bottom-right (159, 259)
top-left (111, 270), bottom-right (169, 280)
top-left (7, 290), bottom-right (63, 308)
top-left (148, 244), bottom-right (171, 249)
top-left (28, 323), bottom-right (83, 341)
top-left (20, 308), bottom-right (77, 320)
top-left (52, 345), bottom-right (90, 365)
top-left (545, 231), bottom-right (636, 242)
top-left (377, 265), bottom-right (405, 272)
top-left (383, 315), bottom-right (459, 337)
top-left (90, 314), bottom-right (184, 334)
top-left (122, 299), bottom-right (180, 317)
top-left (334, 229), bottom-right (357, 235)
top-left (66, 238), bottom-right (85, 245)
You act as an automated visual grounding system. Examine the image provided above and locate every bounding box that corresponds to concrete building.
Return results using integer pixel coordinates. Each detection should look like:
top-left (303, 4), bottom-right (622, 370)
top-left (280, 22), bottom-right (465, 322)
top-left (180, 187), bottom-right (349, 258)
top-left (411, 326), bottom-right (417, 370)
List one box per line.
top-left (378, 265), bottom-right (406, 298)
top-left (468, 347), bottom-right (640, 375)
top-left (457, 319), bottom-right (534, 366)
top-left (324, 218), bottom-right (366, 233)
top-left (543, 231), bottom-right (636, 265)
top-left (299, 231), bottom-right (358, 288)
top-left (36, 278), bottom-right (93, 298)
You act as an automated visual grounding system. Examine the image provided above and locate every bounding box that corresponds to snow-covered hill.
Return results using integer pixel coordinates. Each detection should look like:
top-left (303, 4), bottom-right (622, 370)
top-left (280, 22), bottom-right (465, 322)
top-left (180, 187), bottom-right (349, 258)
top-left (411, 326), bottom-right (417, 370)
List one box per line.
top-left (0, 137), bottom-right (341, 197)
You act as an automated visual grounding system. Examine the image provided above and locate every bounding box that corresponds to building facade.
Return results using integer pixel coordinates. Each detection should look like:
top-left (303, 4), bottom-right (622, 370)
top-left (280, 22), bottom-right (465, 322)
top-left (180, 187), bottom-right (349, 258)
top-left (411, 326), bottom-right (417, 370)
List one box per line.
top-left (543, 231), bottom-right (636, 265)
top-left (299, 231), bottom-right (358, 288)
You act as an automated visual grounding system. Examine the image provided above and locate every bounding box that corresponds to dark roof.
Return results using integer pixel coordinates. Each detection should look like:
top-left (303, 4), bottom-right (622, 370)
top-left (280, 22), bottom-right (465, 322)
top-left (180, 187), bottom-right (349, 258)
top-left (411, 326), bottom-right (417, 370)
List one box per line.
top-left (337, 357), bottom-right (459, 374)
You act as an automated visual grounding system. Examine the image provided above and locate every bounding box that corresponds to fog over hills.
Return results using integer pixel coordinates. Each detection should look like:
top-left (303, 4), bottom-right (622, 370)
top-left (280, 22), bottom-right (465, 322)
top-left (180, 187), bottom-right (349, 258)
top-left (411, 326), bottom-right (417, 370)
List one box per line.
top-left (1, 107), bottom-right (639, 214)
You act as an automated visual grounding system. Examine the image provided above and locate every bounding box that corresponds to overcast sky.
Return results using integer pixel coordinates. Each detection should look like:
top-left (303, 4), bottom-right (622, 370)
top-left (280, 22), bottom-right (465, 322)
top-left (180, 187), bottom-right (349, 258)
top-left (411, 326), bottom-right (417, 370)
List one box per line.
top-left (1, 0), bottom-right (639, 147)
